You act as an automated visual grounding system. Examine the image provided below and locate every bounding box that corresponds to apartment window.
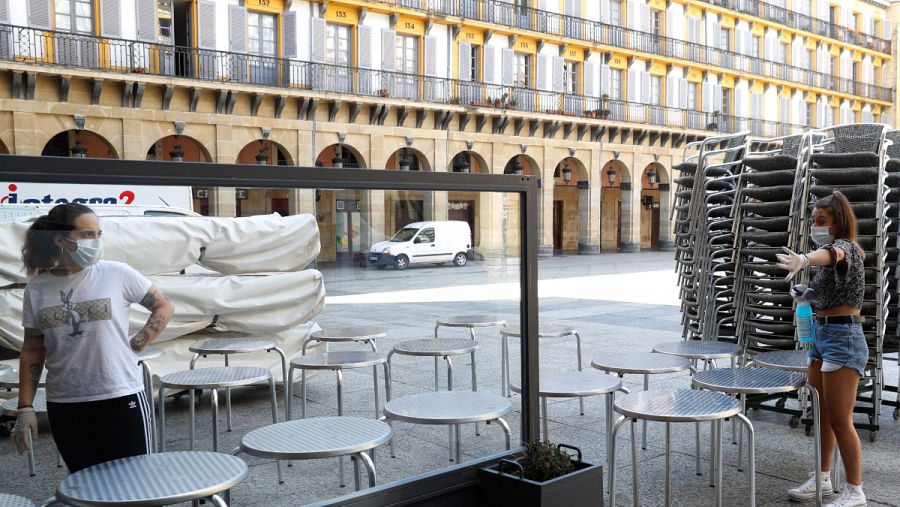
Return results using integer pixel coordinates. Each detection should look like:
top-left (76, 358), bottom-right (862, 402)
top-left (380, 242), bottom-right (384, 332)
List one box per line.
top-left (515, 0), bottom-right (528, 14)
top-left (513, 53), bottom-right (531, 87)
top-left (752, 37), bottom-right (760, 57)
top-left (610, 69), bottom-right (622, 100)
top-left (325, 23), bottom-right (351, 66)
top-left (610, 1), bottom-right (622, 26)
top-left (779, 43), bottom-right (787, 63)
top-left (157, 0), bottom-right (173, 44)
top-left (650, 75), bottom-right (662, 105)
top-left (54, 0), bottom-right (93, 34)
top-left (806, 102), bottom-right (814, 126)
top-left (686, 83), bottom-right (697, 109)
top-left (396, 35), bottom-right (419, 74)
top-left (721, 88), bottom-right (730, 116)
top-left (719, 27), bottom-right (730, 50)
top-left (564, 61), bottom-right (578, 94)
top-left (651, 10), bottom-right (662, 35)
top-left (248, 12), bottom-right (277, 57)
top-left (467, 45), bottom-right (479, 82)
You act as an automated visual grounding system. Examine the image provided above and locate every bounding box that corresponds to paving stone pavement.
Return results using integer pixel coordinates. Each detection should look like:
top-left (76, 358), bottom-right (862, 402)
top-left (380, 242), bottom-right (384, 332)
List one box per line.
top-left (1, 252), bottom-right (898, 506)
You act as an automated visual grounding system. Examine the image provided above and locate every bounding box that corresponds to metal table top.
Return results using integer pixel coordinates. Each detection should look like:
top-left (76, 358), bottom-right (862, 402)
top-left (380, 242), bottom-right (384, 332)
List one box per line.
top-left (290, 351), bottom-right (388, 370)
top-left (509, 371), bottom-right (622, 398)
top-left (591, 352), bottom-right (692, 375)
top-left (435, 315), bottom-right (506, 327)
top-left (753, 350), bottom-right (808, 372)
top-left (189, 337), bottom-right (277, 354)
top-left (310, 326), bottom-right (388, 342)
top-left (56, 451), bottom-right (248, 506)
top-left (384, 391), bottom-right (512, 425)
top-left (241, 416), bottom-right (392, 460)
top-left (392, 338), bottom-right (480, 357)
top-left (136, 346), bottom-right (165, 362)
top-left (693, 367), bottom-right (805, 394)
top-left (615, 389), bottom-right (741, 423)
top-left (0, 369), bottom-right (47, 389)
top-left (1, 390), bottom-right (47, 415)
top-left (500, 323), bottom-right (578, 337)
top-left (0, 494), bottom-right (36, 507)
top-left (652, 340), bottom-right (742, 360)
top-left (160, 366), bottom-right (271, 390)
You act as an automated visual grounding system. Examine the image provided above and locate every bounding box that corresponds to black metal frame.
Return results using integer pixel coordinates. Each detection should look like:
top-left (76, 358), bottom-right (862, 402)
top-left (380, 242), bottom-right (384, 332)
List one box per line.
top-left (0, 154), bottom-right (542, 502)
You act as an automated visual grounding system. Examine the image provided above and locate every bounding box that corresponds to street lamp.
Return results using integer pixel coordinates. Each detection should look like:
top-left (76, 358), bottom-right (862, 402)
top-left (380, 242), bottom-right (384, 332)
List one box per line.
top-left (255, 146), bottom-right (269, 165)
top-left (562, 164), bottom-right (573, 185)
top-left (647, 168), bottom-right (658, 186)
top-left (399, 148), bottom-right (411, 171)
top-left (332, 145), bottom-right (344, 168)
top-left (513, 158), bottom-right (523, 175)
top-left (606, 167), bottom-right (616, 186)
top-left (70, 140), bottom-right (87, 158)
top-left (454, 153), bottom-right (471, 173)
top-left (169, 144), bottom-right (185, 162)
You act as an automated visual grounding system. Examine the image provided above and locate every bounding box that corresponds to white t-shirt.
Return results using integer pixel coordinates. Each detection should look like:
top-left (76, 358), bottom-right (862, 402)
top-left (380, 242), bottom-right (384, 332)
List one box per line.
top-left (22, 260), bottom-right (152, 403)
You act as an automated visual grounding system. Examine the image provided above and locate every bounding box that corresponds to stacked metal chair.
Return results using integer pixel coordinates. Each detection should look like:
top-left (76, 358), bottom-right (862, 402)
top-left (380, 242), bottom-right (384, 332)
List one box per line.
top-left (672, 132), bottom-right (749, 341)
top-left (731, 134), bottom-right (814, 354)
top-left (807, 123), bottom-right (890, 441)
top-left (881, 129), bottom-right (900, 421)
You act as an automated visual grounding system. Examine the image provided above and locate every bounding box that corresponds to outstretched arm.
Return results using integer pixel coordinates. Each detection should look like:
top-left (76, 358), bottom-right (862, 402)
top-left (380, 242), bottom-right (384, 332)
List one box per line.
top-left (130, 285), bottom-right (174, 353)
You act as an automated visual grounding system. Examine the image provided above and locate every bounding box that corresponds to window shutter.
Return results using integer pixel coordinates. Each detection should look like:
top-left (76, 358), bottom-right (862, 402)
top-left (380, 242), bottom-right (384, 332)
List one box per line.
top-left (311, 18), bottom-right (326, 63)
top-left (666, 9), bottom-right (676, 38)
top-left (679, 78), bottom-right (688, 108)
top-left (457, 42), bottom-right (471, 81)
top-left (816, 0), bottom-right (827, 20)
top-left (27, 0), bottom-right (50, 29)
top-left (735, 29), bottom-right (744, 54)
top-left (885, 19), bottom-right (893, 40)
top-left (689, 18), bottom-right (700, 43)
top-left (483, 44), bottom-right (496, 84)
top-left (640, 4), bottom-right (651, 34)
top-left (641, 71), bottom-right (650, 103)
top-left (0, 0), bottom-right (7, 23)
top-left (197, 0), bottom-right (216, 49)
top-left (424, 35), bottom-right (437, 76)
top-left (702, 81), bottom-right (712, 112)
top-left (627, 68), bottom-right (638, 101)
top-left (798, 100), bottom-right (807, 125)
top-left (626, 0), bottom-right (636, 29)
top-left (713, 85), bottom-right (722, 112)
top-left (600, 64), bottom-right (610, 95)
top-left (282, 11), bottom-right (297, 59)
top-left (667, 74), bottom-right (677, 107)
top-left (537, 53), bottom-right (548, 90)
top-left (780, 97), bottom-right (790, 123)
top-left (538, 0), bottom-right (547, 10)
top-left (584, 61), bottom-right (595, 97)
top-left (380, 29), bottom-right (395, 71)
top-left (135, 0), bottom-right (156, 41)
top-left (358, 24), bottom-right (372, 68)
top-left (552, 55), bottom-right (564, 92)
top-left (228, 5), bottom-right (247, 53)
top-left (101, 0), bottom-right (122, 38)
top-left (600, 0), bottom-right (610, 23)
top-left (501, 47), bottom-right (514, 86)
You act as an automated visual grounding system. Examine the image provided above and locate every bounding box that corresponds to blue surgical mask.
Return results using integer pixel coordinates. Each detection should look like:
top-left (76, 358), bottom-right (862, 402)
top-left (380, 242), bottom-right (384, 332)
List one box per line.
top-left (810, 226), bottom-right (833, 246)
top-left (63, 238), bottom-right (103, 268)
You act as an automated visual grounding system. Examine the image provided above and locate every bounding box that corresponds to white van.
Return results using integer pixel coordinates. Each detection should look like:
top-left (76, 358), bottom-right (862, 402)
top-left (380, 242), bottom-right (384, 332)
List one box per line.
top-left (0, 204), bottom-right (199, 221)
top-left (369, 221), bottom-right (473, 270)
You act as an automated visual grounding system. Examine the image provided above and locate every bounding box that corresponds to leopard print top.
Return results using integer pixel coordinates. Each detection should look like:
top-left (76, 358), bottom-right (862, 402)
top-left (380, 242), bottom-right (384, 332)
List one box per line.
top-left (809, 239), bottom-right (865, 311)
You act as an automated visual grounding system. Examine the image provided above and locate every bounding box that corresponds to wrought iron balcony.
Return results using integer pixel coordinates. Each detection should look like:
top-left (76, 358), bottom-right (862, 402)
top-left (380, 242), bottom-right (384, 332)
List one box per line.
top-left (0, 23), bottom-right (818, 139)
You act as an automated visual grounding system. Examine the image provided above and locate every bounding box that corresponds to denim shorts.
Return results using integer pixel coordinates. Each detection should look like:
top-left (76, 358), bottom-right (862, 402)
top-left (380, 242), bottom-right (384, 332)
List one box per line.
top-left (808, 322), bottom-right (868, 376)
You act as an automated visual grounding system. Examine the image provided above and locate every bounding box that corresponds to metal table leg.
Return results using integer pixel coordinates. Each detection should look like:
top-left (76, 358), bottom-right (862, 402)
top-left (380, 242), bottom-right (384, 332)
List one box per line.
top-left (501, 333), bottom-right (509, 397)
top-left (642, 374), bottom-right (649, 450)
top-left (267, 377), bottom-right (282, 484)
top-left (736, 413), bottom-right (755, 507)
top-left (352, 455), bottom-right (361, 492)
top-left (607, 415), bottom-right (628, 507)
top-left (469, 327), bottom-right (480, 436)
top-left (158, 384), bottom-right (166, 451)
top-left (337, 369), bottom-right (345, 487)
top-left (271, 346), bottom-right (288, 421)
top-left (575, 332), bottom-right (584, 415)
top-left (301, 367), bottom-right (309, 419)
top-left (715, 419), bottom-right (723, 507)
top-left (140, 361), bottom-right (158, 453)
top-left (223, 354), bottom-right (232, 432)
top-left (286, 366), bottom-right (296, 420)
top-left (541, 396), bottom-right (549, 441)
top-left (806, 384), bottom-right (823, 507)
top-left (710, 420), bottom-right (716, 488)
top-left (446, 356), bottom-right (454, 462)
top-left (358, 450), bottom-right (377, 487)
top-left (497, 418), bottom-right (512, 449)
top-left (189, 388), bottom-right (196, 450)
top-left (631, 418), bottom-right (640, 507)
top-left (211, 388), bottom-right (219, 452)
top-left (665, 422), bottom-right (671, 507)
top-left (454, 423), bottom-right (462, 464)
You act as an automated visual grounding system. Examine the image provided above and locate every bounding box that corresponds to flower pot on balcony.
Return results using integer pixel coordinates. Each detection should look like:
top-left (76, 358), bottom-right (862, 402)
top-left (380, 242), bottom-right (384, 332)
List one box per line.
top-left (477, 444), bottom-right (603, 507)
top-left (706, 123), bottom-right (719, 131)
top-left (599, 110), bottom-right (611, 119)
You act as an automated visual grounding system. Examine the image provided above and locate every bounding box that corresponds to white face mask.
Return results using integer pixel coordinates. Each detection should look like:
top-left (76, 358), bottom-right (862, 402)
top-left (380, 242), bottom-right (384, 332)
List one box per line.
top-left (811, 226), bottom-right (833, 246)
top-left (63, 238), bottom-right (103, 268)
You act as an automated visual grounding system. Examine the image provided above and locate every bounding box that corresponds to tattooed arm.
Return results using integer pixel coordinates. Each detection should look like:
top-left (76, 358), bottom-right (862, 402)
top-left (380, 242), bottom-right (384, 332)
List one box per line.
top-left (130, 285), bottom-right (174, 353)
top-left (18, 328), bottom-right (46, 408)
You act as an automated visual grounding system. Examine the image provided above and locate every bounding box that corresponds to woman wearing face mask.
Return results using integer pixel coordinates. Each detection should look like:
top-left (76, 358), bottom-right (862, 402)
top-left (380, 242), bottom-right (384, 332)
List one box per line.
top-left (777, 191), bottom-right (868, 507)
top-left (11, 203), bottom-right (175, 472)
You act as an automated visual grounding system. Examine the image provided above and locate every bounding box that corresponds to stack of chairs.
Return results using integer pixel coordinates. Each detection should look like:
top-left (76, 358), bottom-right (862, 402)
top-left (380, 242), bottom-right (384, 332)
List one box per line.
top-left (882, 129), bottom-right (900, 422)
top-left (672, 132), bottom-right (748, 341)
top-left (732, 134), bottom-right (814, 355)
top-left (808, 123), bottom-right (890, 441)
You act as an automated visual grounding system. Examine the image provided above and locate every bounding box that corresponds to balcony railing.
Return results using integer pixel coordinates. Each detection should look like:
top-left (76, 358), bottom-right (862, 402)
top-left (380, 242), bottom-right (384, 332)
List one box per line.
top-left (0, 23), bottom-right (814, 138)
top-left (362, 0), bottom-right (893, 102)
top-left (706, 0), bottom-right (890, 54)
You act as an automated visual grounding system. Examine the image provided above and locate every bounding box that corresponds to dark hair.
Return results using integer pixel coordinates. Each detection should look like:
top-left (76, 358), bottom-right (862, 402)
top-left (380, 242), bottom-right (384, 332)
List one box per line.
top-left (22, 203), bottom-right (95, 277)
top-left (813, 191), bottom-right (860, 248)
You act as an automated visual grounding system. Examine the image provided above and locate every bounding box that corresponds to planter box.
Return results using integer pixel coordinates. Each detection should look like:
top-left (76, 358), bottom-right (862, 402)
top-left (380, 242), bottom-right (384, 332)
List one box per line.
top-left (477, 457), bottom-right (603, 507)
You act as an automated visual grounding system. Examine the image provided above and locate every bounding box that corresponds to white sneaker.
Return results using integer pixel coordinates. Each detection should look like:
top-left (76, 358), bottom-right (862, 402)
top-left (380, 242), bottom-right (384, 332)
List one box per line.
top-left (788, 471), bottom-right (834, 502)
top-left (824, 484), bottom-right (867, 507)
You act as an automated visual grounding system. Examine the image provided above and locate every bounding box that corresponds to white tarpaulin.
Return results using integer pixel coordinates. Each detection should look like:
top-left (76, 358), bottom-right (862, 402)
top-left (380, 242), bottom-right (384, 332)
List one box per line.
top-left (0, 213), bottom-right (320, 283)
top-left (0, 271), bottom-right (325, 351)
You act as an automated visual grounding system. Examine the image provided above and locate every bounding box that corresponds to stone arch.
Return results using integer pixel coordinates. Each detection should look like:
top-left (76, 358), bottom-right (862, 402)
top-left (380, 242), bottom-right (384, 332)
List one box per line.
top-left (551, 156), bottom-right (590, 253)
top-left (600, 159), bottom-right (633, 251)
top-left (145, 135), bottom-right (212, 162)
top-left (233, 140), bottom-right (294, 217)
top-left (41, 130), bottom-right (118, 158)
top-left (236, 140), bottom-right (294, 166)
top-left (502, 154), bottom-right (538, 175)
top-left (315, 144), bottom-right (367, 168)
top-left (448, 151), bottom-right (488, 173)
top-left (639, 162), bottom-right (670, 251)
top-left (385, 147), bottom-right (432, 172)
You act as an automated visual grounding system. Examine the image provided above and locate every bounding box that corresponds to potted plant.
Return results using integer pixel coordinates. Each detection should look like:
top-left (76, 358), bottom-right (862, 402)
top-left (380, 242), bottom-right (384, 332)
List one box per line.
top-left (477, 442), bottom-right (603, 506)
top-left (376, 88), bottom-right (390, 98)
top-left (707, 110), bottom-right (721, 131)
top-left (599, 93), bottom-right (611, 119)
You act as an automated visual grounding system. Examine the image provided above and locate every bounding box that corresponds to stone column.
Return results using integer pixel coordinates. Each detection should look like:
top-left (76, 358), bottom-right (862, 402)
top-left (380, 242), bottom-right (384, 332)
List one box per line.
top-left (288, 189), bottom-right (316, 215)
top-left (211, 124), bottom-right (237, 217)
